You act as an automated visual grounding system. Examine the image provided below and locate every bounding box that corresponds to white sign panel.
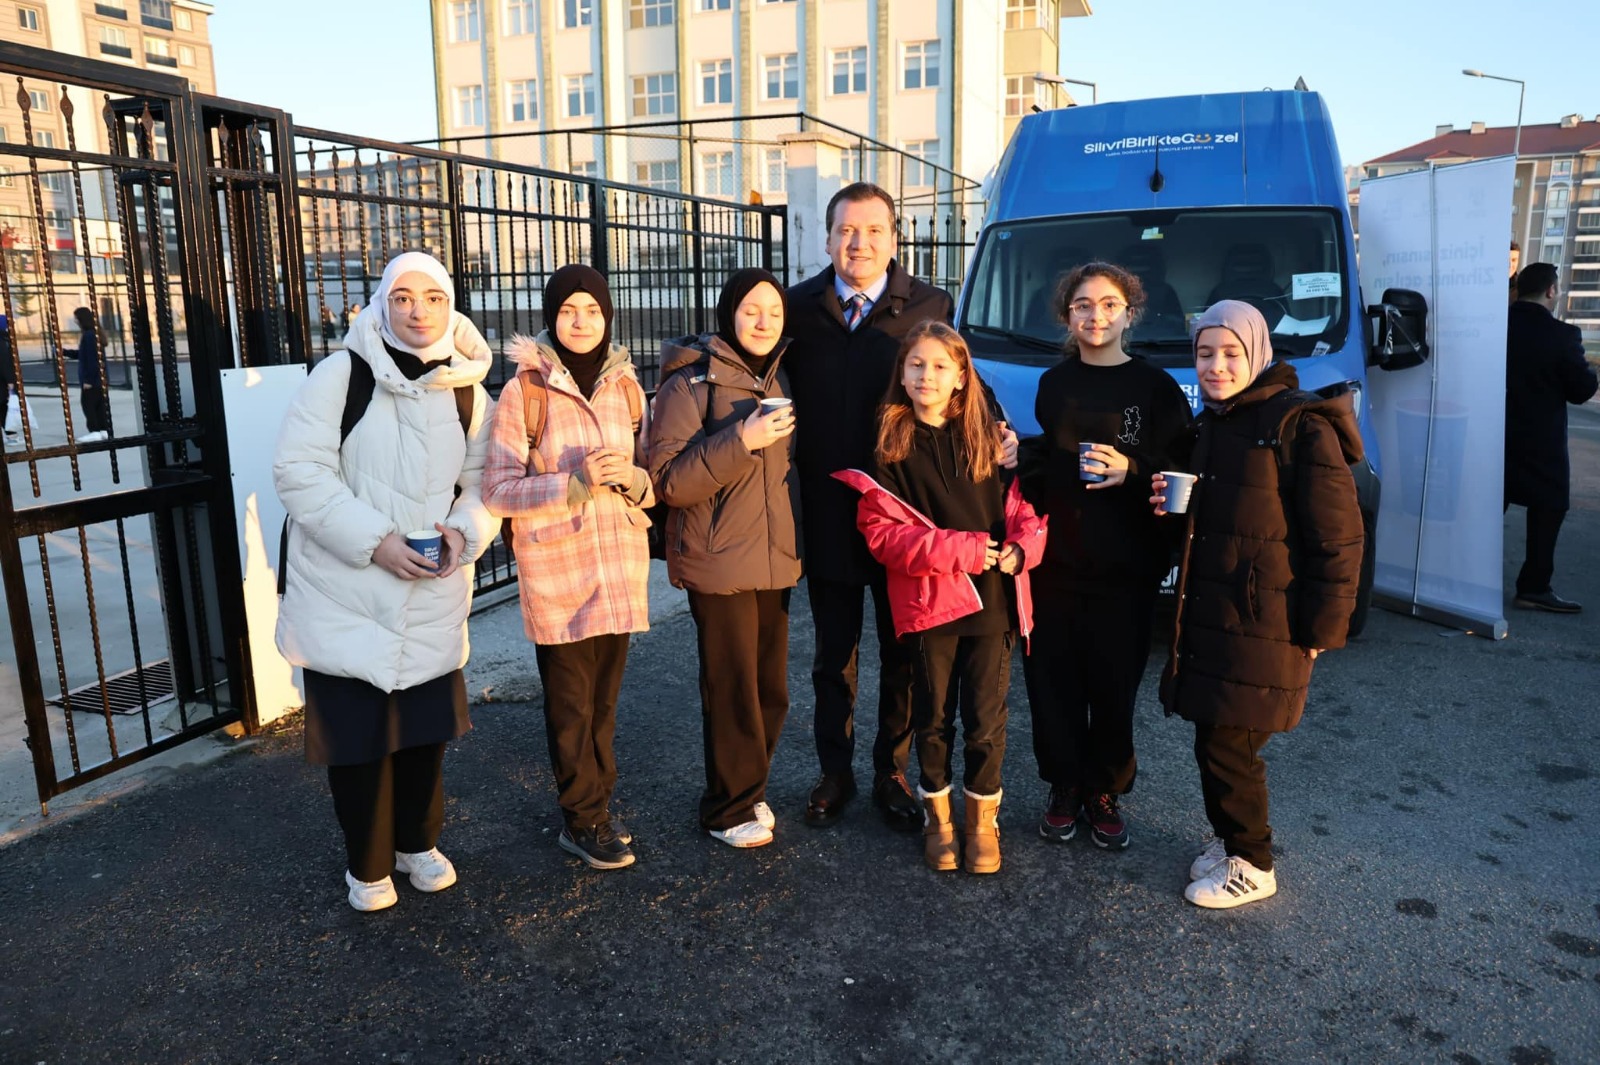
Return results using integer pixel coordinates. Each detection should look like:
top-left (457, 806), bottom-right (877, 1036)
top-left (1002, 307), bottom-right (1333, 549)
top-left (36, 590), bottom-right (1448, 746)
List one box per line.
top-left (1359, 157), bottom-right (1513, 637)
top-left (221, 364), bottom-right (309, 721)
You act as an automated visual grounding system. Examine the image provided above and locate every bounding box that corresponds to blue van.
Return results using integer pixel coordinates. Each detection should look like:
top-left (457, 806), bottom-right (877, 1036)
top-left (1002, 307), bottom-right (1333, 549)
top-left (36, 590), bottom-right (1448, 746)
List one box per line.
top-left (958, 88), bottom-right (1427, 633)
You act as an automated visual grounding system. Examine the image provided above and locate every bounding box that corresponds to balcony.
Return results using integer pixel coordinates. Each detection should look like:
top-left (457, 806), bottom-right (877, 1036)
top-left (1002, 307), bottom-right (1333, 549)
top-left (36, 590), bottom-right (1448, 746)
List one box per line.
top-left (1576, 210), bottom-right (1600, 233)
top-left (141, 14), bottom-right (173, 30)
top-left (145, 53), bottom-right (177, 67)
top-left (95, 3), bottom-right (129, 17)
top-left (99, 43), bottom-right (133, 59)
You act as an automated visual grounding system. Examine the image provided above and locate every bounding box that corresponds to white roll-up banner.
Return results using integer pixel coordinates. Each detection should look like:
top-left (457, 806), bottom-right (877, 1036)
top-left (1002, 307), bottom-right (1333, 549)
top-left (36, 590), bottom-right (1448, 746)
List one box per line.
top-left (1359, 156), bottom-right (1514, 638)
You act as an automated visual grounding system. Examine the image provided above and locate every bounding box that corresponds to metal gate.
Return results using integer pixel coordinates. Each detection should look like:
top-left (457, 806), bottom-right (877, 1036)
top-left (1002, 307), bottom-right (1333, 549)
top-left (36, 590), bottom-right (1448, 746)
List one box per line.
top-left (1, 41), bottom-right (787, 809)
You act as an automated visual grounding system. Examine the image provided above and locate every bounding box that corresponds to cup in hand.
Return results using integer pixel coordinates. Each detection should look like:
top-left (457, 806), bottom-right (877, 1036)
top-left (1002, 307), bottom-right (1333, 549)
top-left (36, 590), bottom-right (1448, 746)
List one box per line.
top-left (1079, 441), bottom-right (1107, 483)
top-left (759, 397), bottom-right (793, 416)
top-left (1159, 472), bottom-right (1198, 514)
top-left (404, 529), bottom-right (443, 571)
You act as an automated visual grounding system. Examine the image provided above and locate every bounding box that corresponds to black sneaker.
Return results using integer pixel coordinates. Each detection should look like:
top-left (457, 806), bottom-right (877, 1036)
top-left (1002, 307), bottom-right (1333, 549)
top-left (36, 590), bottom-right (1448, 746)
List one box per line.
top-left (1083, 792), bottom-right (1130, 850)
top-left (1038, 785), bottom-right (1081, 842)
top-left (559, 822), bottom-right (636, 870)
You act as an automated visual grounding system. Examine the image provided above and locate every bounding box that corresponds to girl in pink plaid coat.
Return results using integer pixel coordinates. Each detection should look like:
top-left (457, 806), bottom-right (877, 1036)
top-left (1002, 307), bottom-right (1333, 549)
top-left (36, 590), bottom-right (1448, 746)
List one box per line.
top-left (483, 266), bottom-right (654, 872)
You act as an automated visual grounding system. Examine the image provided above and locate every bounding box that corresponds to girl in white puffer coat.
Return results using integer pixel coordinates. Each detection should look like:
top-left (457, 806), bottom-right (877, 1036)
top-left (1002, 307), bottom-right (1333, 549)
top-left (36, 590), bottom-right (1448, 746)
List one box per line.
top-left (274, 252), bottom-right (500, 913)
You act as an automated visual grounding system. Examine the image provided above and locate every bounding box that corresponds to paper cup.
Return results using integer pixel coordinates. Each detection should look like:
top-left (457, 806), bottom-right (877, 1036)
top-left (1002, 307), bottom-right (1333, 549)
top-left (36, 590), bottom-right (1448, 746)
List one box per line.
top-left (759, 397), bottom-right (793, 414)
top-left (405, 529), bottom-right (443, 570)
top-left (1079, 441), bottom-right (1107, 483)
top-left (1160, 472), bottom-right (1198, 514)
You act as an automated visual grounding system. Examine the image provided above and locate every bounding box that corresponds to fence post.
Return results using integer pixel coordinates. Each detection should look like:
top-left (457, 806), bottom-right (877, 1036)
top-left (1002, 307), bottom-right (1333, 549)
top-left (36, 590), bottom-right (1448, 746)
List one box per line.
top-left (690, 198), bottom-right (706, 335)
top-left (590, 181), bottom-right (610, 276)
top-left (777, 130), bottom-right (851, 283)
top-left (445, 158), bottom-right (471, 312)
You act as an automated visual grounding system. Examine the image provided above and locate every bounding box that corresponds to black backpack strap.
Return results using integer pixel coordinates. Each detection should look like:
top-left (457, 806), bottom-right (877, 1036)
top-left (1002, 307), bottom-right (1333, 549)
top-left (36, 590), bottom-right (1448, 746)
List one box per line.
top-left (341, 350), bottom-right (375, 444)
top-left (454, 384), bottom-right (475, 439)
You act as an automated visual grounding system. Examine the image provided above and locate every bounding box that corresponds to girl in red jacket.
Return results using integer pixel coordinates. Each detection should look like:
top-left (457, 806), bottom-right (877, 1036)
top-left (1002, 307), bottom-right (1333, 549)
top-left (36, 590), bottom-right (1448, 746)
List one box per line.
top-left (836, 321), bottom-right (1045, 874)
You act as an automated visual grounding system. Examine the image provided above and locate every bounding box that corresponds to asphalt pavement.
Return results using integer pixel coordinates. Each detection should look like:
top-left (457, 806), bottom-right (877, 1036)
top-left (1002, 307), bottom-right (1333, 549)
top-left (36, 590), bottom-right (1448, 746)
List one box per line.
top-left (1, 408), bottom-right (1597, 1064)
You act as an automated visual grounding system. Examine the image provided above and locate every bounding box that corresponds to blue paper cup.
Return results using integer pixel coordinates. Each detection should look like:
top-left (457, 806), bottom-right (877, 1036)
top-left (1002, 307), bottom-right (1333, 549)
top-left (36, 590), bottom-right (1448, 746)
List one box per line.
top-left (1079, 441), bottom-right (1107, 483)
top-left (405, 529), bottom-right (443, 571)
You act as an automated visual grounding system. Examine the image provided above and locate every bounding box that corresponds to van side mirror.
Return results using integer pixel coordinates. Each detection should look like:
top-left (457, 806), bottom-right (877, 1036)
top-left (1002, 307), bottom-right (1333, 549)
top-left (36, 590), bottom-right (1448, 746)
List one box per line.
top-left (1366, 288), bottom-right (1430, 372)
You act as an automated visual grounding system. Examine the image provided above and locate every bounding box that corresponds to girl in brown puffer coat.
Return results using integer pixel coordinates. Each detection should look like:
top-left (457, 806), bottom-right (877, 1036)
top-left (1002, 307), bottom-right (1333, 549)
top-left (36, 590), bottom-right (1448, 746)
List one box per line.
top-left (648, 268), bottom-right (801, 850)
top-left (1150, 300), bottom-right (1363, 911)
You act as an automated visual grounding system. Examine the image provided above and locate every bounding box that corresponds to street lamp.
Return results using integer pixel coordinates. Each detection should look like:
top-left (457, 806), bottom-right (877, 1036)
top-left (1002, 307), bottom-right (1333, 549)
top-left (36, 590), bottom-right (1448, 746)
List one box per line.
top-left (1033, 72), bottom-right (1097, 108)
top-left (1462, 68), bottom-right (1525, 157)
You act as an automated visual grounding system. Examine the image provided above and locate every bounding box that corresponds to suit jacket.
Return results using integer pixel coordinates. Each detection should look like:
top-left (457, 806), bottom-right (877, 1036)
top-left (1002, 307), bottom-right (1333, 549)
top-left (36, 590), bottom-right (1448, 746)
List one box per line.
top-left (1504, 301), bottom-right (1598, 510)
top-left (784, 261), bottom-right (954, 584)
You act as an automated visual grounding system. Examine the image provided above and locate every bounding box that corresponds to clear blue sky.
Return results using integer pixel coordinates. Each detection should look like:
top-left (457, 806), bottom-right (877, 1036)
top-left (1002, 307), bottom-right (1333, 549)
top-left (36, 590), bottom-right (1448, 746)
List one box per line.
top-left (210, 0), bottom-right (1598, 169)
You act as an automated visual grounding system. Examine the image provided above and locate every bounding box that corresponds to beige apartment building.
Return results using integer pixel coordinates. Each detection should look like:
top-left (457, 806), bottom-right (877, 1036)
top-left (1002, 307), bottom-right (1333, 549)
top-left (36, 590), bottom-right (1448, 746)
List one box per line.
top-left (1, 0), bottom-right (215, 340)
top-left (428, 0), bottom-right (1090, 203)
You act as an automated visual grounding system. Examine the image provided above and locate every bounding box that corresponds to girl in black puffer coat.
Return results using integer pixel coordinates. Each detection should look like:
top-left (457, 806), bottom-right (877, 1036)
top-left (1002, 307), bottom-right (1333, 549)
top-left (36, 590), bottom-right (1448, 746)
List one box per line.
top-left (1150, 301), bottom-right (1363, 911)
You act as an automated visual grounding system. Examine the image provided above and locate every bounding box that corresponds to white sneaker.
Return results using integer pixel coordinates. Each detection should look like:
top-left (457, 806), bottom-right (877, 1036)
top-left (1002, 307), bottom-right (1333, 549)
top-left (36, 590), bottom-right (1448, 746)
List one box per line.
top-left (1184, 855), bottom-right (1277, 909)
top-left (345, 870), bottom-right (399, 912)
top-left (393, 847), bottom-right (458, 892)
top-left (1189, 837), bottom-right (1229, 881)
top-left (754, 802), bottom-right (775, 831)
top-left (80, 430), bottom-right (108, 443)
top-left (708, 820), bottom-right (773, 849)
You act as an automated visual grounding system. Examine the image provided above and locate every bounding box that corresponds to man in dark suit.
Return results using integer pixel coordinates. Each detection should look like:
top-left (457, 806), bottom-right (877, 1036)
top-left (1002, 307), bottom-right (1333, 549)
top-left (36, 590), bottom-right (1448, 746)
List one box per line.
top-left (785, 182), bottom-right (1016, 829)
top-left (1505, 262), bottom-right (1598, 613)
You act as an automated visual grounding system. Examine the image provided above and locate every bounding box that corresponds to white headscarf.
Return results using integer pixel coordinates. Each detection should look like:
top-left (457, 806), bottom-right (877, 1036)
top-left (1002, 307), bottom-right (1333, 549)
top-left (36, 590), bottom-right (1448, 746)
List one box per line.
top-left (373, 251), bottom-right (459, 364)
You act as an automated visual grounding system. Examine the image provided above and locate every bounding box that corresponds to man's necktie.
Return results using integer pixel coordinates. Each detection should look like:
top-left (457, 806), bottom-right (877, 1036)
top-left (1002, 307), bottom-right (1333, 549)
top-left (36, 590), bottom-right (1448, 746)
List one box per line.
top-left (842, 292), bottom-right (867, 331)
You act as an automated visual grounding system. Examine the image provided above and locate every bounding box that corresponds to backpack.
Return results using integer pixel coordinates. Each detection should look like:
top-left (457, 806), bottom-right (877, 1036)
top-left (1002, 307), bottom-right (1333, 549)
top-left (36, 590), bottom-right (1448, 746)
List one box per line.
top-left (277, 351), bottom-right (476, 595)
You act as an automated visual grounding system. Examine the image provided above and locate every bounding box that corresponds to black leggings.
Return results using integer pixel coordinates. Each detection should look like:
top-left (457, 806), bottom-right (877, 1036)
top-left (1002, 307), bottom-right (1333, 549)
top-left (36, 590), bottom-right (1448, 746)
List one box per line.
top-left (327, 743), bottom-right (447, 882)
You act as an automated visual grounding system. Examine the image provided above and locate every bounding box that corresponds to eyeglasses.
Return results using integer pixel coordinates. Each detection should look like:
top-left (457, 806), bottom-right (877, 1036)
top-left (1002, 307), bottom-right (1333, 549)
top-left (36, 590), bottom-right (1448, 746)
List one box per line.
top-left (1068, 298), bottom-right (1128, 319)
top-left (388, 293), bottom-right (450, 314)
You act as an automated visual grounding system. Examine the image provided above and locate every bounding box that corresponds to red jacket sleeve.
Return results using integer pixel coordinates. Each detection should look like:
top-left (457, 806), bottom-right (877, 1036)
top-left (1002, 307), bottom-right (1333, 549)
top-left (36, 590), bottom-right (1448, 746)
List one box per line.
top-left (1004, 480), bottom-right (1048, 571)
top-left (856, 494), bottom-right (989, 577)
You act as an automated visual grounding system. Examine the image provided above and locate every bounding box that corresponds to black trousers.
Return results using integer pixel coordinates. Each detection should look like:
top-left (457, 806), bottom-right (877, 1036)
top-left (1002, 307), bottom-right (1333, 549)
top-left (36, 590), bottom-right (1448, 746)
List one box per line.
top-left (689, 588), bottom-right (791, 830)
top-left (327, 742), bottom-right (447, 883)
top-left (1022, 590), bottom-right (1155, 796)
top-left (807, 573), bottom-right (915, 778)
top-left (1192, 723), bottom-right (1273, 871)
top-left (910, 630), bottom-right (1012, 796)
top-left (535, 633), bottom-right (631, 830)
top-left (80, 384), bottom-right (109, 433)
top-left (1515, 505), bottom-right (1567, 595)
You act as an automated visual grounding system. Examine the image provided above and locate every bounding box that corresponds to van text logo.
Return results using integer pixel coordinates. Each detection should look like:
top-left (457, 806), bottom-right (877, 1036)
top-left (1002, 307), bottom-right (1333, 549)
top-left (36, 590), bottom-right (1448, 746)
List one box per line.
top-left (1082, 131), bottom-right (1240, 156)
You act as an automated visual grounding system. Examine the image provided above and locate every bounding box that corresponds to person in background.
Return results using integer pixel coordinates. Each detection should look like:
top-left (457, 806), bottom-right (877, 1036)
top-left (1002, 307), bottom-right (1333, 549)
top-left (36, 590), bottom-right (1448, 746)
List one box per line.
top-left (1, 312), bottom-right (18, 443)
top-left (784, 181), bottom-right (1018, 833)
top-left (273, 251), bottom-right (498, 913)
top-left (1504, 262), bottom-right (1598, 613)
top-left (321, 305), bottom-right (339, 345)
top-left (1508, 241), bottom-right (1520, 305)
top-left (483, 265), bottom-right (653, 872)
top-left (73, 307), bottom-right (110, 443)
top-left (837, 321), bottom-right (1044, 874)
top-left (1016, 263), bottom-right (1192, 851)
top-left (649, 268), bottom-right (800, 849)
top-left (1151, 300), bottom-right (1363, 909)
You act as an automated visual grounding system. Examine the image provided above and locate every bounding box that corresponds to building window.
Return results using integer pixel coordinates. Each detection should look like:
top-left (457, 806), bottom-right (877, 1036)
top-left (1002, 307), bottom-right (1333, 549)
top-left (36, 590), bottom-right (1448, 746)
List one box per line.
top-left (504, 0), bottom-right (534, 34)
top-left (634, 160), bottom-right (680, 191)
top-left (701, 151), bottom-right (734, 197)
top-left (764, 147), bottom-right (786, 194)
top-left (700, 59), bottom-right (733, 106)
top-left (631, 73), bottom-right (676, 117)
top-left (28, 90), bottom-right (51, 113)
top-left (902, 41), bottom-right (940, 91)
top-left (842, 148), bottom-right (862, 184)
top-left (629, 0), bottom-right (673, 28)
top-left (571, 160), bottom-right (597, 204)
top-left (1004, 75), bottom-right (1048, 117)
top-left (18, 7), bottom-right (41, 31)
top-left (145, 36), bottom-right (176, 66)
top-left (140, 0), bottom-right (173, 30)
top-left (830, 47), bottom-right (867, 96)
top-left (563, 0), bottom-right (593, 27)
top-left (45, 208), bottom-right (71, 232)
top-left (902, 139), bottom-right (941, 187)
top-left (0, 167), bottom-right (13, 188)
top-left (1552, 159), bottom-right (1573, 179)
top-left (34, 130), bottom-right (55, 148)
top-left (454, 85), bottom-right (485, 127)
top-left (507, 80), bottom-right (538, 123)
top-left (698, 0), bottom-right (730, 8)
top-left (100, 25), bottom-right (133, 58)
top-left (762, 54), bottom-right (799, 101)
top-left (174, 7), bottom-right (191, 29)
top-left (98, 0), bottom-right (129, 14)
top-left (178, 44), bottom-right (195, 65)
top-left (1005, 0), bottom-right (1058, 32)
top-left (760, 0), bottom-right (797, 4)
top-left (449, 1), bottom-right (481, 42)
top-left (1549, 187), bottom-right (1570, 212)
top-left (41, 172), bottom-right (70, 193)
top-left (565, 74), bottom-right (596, 118)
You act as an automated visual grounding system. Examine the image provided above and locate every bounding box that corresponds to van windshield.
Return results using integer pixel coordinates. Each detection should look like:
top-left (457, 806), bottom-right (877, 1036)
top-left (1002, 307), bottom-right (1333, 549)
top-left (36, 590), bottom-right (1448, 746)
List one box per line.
top-left (961, 208), bottom-right (1349, 367)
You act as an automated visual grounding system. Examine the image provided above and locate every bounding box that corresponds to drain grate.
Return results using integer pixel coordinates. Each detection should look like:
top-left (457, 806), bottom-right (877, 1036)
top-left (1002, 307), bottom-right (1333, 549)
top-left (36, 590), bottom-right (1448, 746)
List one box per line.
top-left (48, 660), bottom-right (176, 716)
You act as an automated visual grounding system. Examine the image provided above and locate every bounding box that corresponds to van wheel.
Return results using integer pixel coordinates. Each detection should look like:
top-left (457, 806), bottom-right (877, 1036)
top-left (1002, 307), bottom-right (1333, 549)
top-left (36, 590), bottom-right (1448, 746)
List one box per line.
top-left (1347, 508), bottom-right (1377, 639)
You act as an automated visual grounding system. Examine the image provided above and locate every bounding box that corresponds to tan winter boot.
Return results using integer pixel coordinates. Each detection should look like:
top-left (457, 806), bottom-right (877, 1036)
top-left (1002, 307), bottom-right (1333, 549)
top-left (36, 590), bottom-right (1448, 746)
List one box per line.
top-left (963, 789), bottom-right (1002, 875)
top-left (919, 785), bottom-right (959, 872)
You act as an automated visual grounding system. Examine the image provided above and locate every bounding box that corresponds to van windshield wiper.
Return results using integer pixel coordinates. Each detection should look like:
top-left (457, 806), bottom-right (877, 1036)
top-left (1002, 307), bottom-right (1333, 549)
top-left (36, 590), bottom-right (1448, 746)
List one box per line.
top-left (965, 324), bottom-right (1061, 354)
